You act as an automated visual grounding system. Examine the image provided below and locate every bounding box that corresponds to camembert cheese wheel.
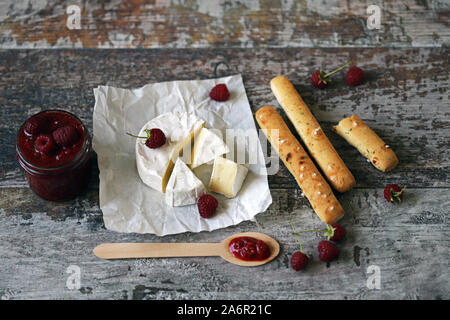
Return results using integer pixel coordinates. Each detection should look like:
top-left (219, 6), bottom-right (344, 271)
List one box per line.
top-left (135, 112), bottom-right (205, 193)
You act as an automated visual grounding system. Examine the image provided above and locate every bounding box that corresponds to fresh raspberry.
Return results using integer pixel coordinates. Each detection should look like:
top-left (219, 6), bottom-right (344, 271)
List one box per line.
top-left (311, 61), bottom-right (351, 89)
top-left (384, 184), bottom-right (405, 204)
top-left (197, 194), bottom-right (218, 218)
top-left (289, 220), bottom-right (309, 270)
top-left (329, 223), bottom-right (346, 242)
top-left (318, 240), bottom-right (340, 262)
top-left (311, 70), bottom-right (329, 89)
top-left (24, 116), bottom-right (49, 136)
top-left (35, 134), bottom-right (56, 155)
top-left (209, 84), bottom-right (230, 101)
top-left (346, 66), bottom-right (364, 86)
top-left (52, 125), bottom-right (79, 147)
top-left (291, 251), bottom-right (309, 271)
top-left (145, 128), bottom-right (166, 149)
top-left (126, 128), bottom-right (166, 149)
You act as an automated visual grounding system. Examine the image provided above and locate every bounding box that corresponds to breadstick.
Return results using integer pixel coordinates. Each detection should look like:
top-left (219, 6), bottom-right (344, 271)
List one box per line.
top-left (270, 75), bottom-right (355, 193)
top-left (333, 114), bottom-right (398, 172)
top-left (256, 106), bottom-right (343, 224)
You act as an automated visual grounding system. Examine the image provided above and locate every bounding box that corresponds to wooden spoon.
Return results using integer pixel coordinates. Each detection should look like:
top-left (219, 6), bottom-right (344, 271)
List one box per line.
top-left (93, 232), bottom-right (280, 267)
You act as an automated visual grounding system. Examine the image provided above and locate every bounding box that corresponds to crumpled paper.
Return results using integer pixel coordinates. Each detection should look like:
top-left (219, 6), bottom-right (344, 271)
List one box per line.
top-left (92, 74), bottom-right (272, 236)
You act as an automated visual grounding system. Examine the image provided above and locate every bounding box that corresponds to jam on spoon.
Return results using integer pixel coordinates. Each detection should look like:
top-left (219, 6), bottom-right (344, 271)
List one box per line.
top-left (228, 236), bottom-right (271, 261)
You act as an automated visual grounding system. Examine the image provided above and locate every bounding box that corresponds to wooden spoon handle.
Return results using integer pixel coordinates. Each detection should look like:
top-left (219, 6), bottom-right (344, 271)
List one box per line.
top-left (93, 242), bottom-right (223, 259)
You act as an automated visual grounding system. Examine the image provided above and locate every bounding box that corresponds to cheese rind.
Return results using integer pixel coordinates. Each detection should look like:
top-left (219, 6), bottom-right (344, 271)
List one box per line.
top-left (191, 128), bottom-right (230, 168)
top-left (208, 157), bottom-right (248, 198)
top-left (135, 112), bottom-right (205, 193)
top-left (165, 158), bottom-right (205, 207)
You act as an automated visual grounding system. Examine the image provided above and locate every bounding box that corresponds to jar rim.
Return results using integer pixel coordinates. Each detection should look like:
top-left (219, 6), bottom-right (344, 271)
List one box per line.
top-left (16, 109), bottom-right (91, 174)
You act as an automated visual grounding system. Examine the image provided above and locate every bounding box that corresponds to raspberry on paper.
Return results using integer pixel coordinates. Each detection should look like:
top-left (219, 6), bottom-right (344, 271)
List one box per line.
top-left (197, 194), bottom-right (218, 218)
top-left (209, 84), bottom-right (230, 101)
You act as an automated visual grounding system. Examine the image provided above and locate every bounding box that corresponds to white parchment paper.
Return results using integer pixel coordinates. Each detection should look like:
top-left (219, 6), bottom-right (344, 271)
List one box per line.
top-left (92, 74), bottom-right (272, 236)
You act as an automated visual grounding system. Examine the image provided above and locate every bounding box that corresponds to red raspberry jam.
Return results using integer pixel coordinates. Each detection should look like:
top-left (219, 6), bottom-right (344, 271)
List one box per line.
top-left (15, 110), bottom-right (92, 201)
top-left (228, 236), bottom-right (270, 261)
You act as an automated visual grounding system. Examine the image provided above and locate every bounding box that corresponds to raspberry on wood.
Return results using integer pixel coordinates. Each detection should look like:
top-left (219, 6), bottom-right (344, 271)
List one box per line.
top-left (311, 70), bottom-right (329, 89)
top-left (311, 61), bottom-right (351, 89)
top-left (318, 240), bottom-right (340, 262)
top-left (291, 251), bottom-right (309, 271)
top-left (384, 184), bottom-right (405, 204)
top-left (346, 66), bottom-right (364, 86)
top-left (329, 223), bottom-right (346, 242)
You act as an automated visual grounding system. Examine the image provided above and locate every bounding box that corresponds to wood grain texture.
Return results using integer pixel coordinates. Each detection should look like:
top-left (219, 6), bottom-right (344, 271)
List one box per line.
top-left (0, 0), bottom-right (449, 49)
top-left (0, 187), bottom-right (448, 299)
top-left (0, 48), bottom-right (449, 300)
top-left (1, 48), bottom-right (448, 188)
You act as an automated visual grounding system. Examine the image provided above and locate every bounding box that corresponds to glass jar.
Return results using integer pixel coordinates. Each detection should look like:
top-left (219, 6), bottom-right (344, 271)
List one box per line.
top-left (15, 110), bottom-right (92, 201)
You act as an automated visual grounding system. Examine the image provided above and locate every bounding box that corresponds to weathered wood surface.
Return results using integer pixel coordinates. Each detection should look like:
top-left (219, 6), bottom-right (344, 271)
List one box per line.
top-left (0, 0), bottom-right (449, 49)
top-left (0, 48), bottom-right (448, 300)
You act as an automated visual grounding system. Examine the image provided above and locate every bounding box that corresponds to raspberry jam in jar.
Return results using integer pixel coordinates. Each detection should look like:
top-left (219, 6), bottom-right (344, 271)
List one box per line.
top-left (228, 236), bottom-right (271, 261)
top-left (15, 110), bottom-right (92, 201)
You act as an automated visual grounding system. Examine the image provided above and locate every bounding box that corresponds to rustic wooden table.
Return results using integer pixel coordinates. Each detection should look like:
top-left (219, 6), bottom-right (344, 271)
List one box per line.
top-left (0, 1), bottom-right (449, 300)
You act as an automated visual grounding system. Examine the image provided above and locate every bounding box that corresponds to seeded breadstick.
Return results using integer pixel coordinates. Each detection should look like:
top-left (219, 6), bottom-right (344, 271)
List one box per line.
top-left (333, 114), bottom-right (398, 172)
top-left (270, 75), bottom-right (356, 193)
top-left (256, 106), bottom-right (343, 224)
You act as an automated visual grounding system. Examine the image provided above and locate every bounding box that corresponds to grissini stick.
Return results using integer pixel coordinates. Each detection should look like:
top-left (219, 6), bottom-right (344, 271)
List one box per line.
top-left (256, 106), bottom-right (343, 224)
top-left (333, 114), bottom-right (398, 172)
top-left (270, 75), bottom-right (356, 193)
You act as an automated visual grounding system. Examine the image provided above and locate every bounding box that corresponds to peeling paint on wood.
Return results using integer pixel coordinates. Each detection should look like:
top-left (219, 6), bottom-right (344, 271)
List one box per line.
top-left (0, 187), bottom-right (448, 299)
top-left (1, 48), bottom-right (448, 188)
top-left (0, 0), bottom-right (449, 300)
top-left (0, 0), bottom-right (449, 48)
top-left (0, 47), bottom-right (449, 299)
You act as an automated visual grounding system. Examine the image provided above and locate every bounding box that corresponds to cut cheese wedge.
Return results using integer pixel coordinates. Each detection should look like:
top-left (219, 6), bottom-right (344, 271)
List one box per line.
top-left (135, 112), bottom-right (205, 193)
top-left (169, 118), bottom-right (205, 163)
top-left (165, 158), bottom-right (205, 207)
top-left (191, 128), bottom-right (230, 169)
top-left (208, 157), bottom-right (248, 198)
